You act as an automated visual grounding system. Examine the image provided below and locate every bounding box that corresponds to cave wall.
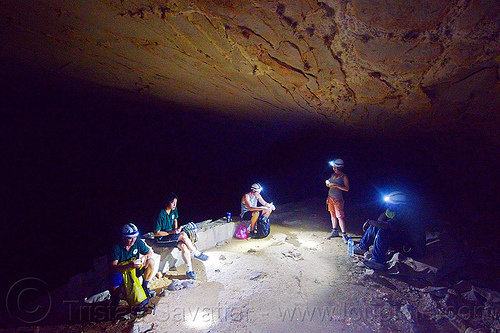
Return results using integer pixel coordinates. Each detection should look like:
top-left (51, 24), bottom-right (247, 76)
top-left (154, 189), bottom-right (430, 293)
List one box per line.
top-left (1, 0), bottom-right (499, 136)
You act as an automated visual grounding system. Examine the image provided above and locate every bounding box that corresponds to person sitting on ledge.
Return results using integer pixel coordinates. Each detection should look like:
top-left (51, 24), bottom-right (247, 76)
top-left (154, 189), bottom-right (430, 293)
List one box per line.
top-left (353, 191), bottom-right (426, 270)
top-left (240, 183), bottom-right (276, 237)
top-left (108, 223), bottom-right (156, 309)
top-left (154, 192), bottom-right (208, 280)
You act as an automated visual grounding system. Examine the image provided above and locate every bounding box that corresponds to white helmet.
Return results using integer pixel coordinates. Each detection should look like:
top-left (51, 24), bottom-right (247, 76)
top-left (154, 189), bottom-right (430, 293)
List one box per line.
top-left (383, 192), bottom-right (407, 205)
top-left (251, 183), bottom-right (263, 191)
top-left (329, 159), bottom-right (344, 168)
top-left (121, 223), bottom-right (139, 238)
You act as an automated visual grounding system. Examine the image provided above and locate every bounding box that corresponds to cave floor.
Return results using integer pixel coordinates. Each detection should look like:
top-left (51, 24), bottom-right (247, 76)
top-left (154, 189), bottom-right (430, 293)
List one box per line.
top-left (3, 199), bottom-right (498, 333)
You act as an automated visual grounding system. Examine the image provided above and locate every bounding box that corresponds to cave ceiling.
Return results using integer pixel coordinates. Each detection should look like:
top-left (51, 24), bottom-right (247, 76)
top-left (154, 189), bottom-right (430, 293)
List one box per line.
top-left (1, 0), bottom-right (499, 136)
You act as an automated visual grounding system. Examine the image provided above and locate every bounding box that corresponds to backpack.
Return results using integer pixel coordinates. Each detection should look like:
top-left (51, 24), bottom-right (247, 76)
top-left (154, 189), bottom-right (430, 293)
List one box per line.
top-left (254, 216), bottom-right (270, 239)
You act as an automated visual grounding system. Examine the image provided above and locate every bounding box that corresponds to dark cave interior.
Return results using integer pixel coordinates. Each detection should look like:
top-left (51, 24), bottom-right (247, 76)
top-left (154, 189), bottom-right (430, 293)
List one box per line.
top-left (1, 72), bottom-right (499, 300)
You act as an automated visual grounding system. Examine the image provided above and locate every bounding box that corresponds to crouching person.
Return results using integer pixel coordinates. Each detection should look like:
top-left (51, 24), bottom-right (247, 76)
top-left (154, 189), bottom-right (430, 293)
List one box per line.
top-left (108, 223), bottom-right (156, 312)
top-left (353, 191), bottom-right (426, 270)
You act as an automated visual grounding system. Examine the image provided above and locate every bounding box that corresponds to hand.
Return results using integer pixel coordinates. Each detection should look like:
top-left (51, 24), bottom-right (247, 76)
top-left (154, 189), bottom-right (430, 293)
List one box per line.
top-left (363, 219), bottom-right (371, 232)
top-left (131, 259), bottom-right (143, 269)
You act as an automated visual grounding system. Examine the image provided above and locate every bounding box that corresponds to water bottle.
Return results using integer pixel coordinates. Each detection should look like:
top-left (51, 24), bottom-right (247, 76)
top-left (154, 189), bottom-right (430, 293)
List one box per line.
top-left (226, 212), bottom-right (231, 223)
top-left (347, 237), bottom-right (354, 257)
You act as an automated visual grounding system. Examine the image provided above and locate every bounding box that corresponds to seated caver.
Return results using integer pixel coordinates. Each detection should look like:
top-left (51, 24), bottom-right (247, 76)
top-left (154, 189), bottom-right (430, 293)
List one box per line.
top-left (240, 183), bottom-right (276, 238)
top-left (108, 223), bottom-right (156, 310)
top-left (352, 191), bottom-right (426, 270)
top-left (154, 192), bottom-right (208, 280)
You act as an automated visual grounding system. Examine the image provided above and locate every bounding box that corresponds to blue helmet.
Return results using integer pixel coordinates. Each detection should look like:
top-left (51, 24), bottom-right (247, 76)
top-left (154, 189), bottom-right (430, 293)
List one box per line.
top-left (121, 223), bottom-right (139, 238)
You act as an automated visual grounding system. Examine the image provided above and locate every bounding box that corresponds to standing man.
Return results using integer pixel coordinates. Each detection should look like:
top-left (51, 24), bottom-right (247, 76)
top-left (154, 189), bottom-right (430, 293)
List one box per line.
top-left (108, 223), bottom-right (156, 309)
top-left (240, 183), bottom-right (276, 237)
top-left (326, 158), bottom-right (350, 243)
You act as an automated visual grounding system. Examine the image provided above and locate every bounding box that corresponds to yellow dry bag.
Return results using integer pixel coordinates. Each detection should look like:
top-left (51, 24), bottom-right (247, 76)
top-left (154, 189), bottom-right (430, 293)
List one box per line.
top-left (118, 260), bottom-right (147, 307)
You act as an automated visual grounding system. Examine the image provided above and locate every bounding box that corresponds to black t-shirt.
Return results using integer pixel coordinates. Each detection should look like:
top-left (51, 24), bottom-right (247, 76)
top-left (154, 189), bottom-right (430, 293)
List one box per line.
top-left (387, 207), bottom-right (426, 258)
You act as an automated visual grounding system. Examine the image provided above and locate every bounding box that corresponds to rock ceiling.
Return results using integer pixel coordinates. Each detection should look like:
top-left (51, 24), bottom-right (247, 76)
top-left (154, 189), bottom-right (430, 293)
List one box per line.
top-left (1, 0), bottom-right (499, 135)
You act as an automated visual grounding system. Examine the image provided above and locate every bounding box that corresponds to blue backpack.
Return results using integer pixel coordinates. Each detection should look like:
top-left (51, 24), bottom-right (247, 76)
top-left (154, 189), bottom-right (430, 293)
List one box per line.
top-left (254, 216), bottom-right (270, 239)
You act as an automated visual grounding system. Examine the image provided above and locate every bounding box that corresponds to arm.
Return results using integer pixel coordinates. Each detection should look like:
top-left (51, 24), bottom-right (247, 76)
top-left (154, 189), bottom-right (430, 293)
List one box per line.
top-left (136, 242), bottom-right (154, 264)
top-left (367, 219), bottom-right (391, 230)
top-left (154, 210), bottom-right (181, 236)
top-left (257, 193), bottom-right (276, 211)
top-left (325, 174), bottom-right (333, 187)
top-left (327, 175), bottom-right (350, 192)
top-left (243, 194), bottom-right (267, 211)
top-left (143, 249), bottom-right (154, 260)
top-left (341, 175), bottom-right (350, 192)
top-left (154, 228), bottom-right (180, 236)
top-left (137, 249), bottom-right (154, 263)
top-left (109, 259), bottom-right (141, 273)
top-left (363, 212), bottom-right (390, 231)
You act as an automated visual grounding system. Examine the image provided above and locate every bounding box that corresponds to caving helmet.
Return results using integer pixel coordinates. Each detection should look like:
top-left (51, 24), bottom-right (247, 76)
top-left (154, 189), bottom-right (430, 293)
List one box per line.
top-left (121, 223), bottom-right (139, 238)
top-left (251, 183), bottom-right (263, 192)
top-left (329, 159), bottom-right (344, 168)
top-left (383, 192), bottom-right (407, 206)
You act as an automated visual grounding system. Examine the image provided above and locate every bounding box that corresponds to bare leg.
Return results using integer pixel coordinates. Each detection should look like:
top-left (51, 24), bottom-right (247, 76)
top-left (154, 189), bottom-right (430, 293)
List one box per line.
top-left (330, 212), bottom-right (338, 229)
top-left (250, 211), bottom-right (260, 231)
top-left (178, 232), bottom-right (197, 252)
top-left (262, 209), bottom-right (272, 218)
top-left (178, 243), bottom-right (192, 268)
top-left (143, 258), bottom-right (155, 281)
top-left (327, 212), bottom-right (341, 239)
top-left (337, 217), bottom-right (346, 234)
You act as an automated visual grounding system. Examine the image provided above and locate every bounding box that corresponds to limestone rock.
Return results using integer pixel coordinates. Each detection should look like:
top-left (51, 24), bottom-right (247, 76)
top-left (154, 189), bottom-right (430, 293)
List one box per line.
top-left (1, 0), bottom-right (498, 135)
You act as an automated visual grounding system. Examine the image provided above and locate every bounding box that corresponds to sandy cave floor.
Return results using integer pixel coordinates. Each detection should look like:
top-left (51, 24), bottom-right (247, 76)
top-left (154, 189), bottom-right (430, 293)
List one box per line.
top-left (138, 227), bottom-right (467, 333)
top-left (145, 227), bottom-right (377, 333)
top-left (127, 201), bottom-right (499, 333)
top-left (3, 199), bottom-right (499, 333)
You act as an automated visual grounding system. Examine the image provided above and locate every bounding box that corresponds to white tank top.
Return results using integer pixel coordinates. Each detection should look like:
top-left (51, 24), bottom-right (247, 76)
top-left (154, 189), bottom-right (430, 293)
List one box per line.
top-left (240, 192), bottom-right (258, 217)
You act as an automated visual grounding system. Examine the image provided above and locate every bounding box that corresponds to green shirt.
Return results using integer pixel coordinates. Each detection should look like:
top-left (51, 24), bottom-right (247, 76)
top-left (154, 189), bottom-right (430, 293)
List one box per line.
top-left (109, 238), bottom-right (150, 264)
top-left (155, 207), bottom-right (179, 232)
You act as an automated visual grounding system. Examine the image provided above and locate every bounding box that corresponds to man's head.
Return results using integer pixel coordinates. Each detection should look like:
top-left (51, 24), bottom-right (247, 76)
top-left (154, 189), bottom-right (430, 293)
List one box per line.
top-left (165, 192), bottom-right (178, 209)
top-left (121, 223), bottom-right (139, 246)
top-left (250, 183), bottom-right (263, 193)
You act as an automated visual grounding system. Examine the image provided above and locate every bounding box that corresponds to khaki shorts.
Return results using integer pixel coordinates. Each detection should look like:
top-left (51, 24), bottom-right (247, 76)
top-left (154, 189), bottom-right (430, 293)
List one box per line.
top-left (326, 197), bottom-right (345, 218)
